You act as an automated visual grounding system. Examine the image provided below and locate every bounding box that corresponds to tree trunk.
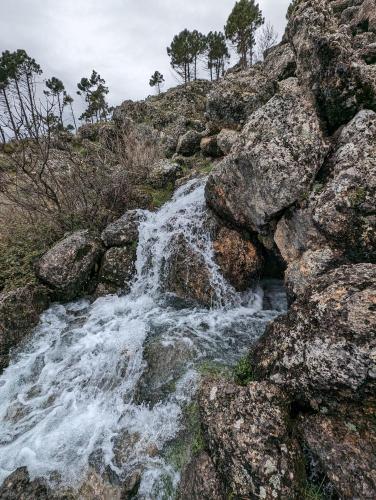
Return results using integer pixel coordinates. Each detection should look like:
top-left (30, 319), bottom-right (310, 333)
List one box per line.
top-left (70, 102), bottom-right (77, 132)
top-left (14, 79), bottom-right (32, 135)
top-left (26, 74), bottom-right (39, 139)
top-left (1, 88), bottom-right (19, 139)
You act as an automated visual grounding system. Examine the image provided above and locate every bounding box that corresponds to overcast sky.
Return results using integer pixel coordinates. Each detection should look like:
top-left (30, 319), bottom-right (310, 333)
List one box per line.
top-left (1, 0), bottom-right (290, 112)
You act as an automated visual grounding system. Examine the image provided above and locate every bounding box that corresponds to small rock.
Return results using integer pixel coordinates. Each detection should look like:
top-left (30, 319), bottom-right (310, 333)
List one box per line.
top-left (200, 136), bottom-right (221, 158)
top-left (176, 130), bottom-right (202, 157)
top-left (98, 246), bottom-right (137, 292)
top-left (148, 159), bottom-right (182, 188)
top-left (101, 210), bottom-right (144, 248)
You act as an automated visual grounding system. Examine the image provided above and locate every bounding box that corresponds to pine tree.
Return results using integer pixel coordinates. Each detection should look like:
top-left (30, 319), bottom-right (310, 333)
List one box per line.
top-left (189, 30), bottom-right (207, 80)
top-left (225, 0), bottom-right (264, 68)
top-left (45, 77), bottom-right (66, 128)
top-left (207, 31), bottom-right (230, 80)
top-left (149, 71), bottom-right (164, 94)
top-left (77, 70), bottom-right (110, 123)
top-left (167, 29), bottom-right (193, 84)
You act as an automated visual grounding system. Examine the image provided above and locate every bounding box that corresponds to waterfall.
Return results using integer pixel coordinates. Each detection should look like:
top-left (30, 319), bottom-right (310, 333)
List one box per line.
top-left (0, 179), bottom-right (286, 498)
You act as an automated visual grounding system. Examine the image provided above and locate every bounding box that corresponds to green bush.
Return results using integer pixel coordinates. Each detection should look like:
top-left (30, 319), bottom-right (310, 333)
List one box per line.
top-left (233, 356), bottom-right (253, 386)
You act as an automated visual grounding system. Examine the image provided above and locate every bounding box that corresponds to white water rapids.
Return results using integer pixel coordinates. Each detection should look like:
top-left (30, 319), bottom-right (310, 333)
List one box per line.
top-left (0, 179), bottom-right (286, 498)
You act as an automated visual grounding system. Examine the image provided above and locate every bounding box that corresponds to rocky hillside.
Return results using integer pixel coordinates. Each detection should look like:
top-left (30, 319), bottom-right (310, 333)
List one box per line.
top-left (0, 0), bottom-right (375, 498)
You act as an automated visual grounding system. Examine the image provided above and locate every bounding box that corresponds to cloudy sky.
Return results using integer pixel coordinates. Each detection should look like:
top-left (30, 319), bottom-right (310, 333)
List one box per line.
top-left (1, 0), bottom-right (290, 112)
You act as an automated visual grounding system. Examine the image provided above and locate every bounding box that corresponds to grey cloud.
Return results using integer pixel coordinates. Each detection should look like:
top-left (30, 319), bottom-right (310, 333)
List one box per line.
top-left (1, 0), bottom-right (290, 113)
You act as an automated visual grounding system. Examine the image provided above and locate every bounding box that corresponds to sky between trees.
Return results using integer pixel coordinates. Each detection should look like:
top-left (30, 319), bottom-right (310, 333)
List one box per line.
top-left (1, 0), bottom-right (291, 113)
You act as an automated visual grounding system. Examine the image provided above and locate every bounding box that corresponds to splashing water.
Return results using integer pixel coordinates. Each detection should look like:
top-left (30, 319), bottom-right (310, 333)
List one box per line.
top-left (0, 179), bottom-right (286, 497)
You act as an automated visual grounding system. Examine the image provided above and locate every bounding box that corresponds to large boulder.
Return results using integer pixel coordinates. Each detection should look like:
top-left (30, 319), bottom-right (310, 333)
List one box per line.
top-left (298, 405), bottom-right (376, 499)
top-left (35, 230), bottom-right (103, 301)
top-left (164, 234), bottom-right (217, 307)
top-left (101, 210), bottom-right (144, 248)
top-left (213, 227), bottom-right (263, 291)
top-left (287, 0), bottom-right (376, 132)
top-left (198, 378), bottom-right (305, 499)
top-left (0, 468), bottom-right (53, 500)
top-left (206, 66), bottom-right (277, 128)
top-left (252, 264), bottom-right (376, 409)
top-left (206, 78), bottom-right (327, 231)
top-left (0, 285), bottom-right (50, 372)
top-left (312, 110), bottom-right (376, 262)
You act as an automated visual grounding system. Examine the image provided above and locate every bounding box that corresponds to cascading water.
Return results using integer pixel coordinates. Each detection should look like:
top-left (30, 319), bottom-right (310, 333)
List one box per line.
top-left (0, 178), bottom-right (286, 498)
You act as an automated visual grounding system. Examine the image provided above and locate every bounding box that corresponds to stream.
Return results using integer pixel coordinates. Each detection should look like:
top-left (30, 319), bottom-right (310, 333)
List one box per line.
top-left (0, 179), bottom-right (286, 498)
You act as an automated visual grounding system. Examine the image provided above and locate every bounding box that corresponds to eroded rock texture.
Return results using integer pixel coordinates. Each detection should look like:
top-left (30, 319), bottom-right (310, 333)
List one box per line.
top-left (198, 379), bottom-right (305, 499)
top-left (35, 230), bottom-right (103, 301)
top-left (253, 264), bottom-right (376, 409)
top-left (206, 78), bottom-right (327, 231)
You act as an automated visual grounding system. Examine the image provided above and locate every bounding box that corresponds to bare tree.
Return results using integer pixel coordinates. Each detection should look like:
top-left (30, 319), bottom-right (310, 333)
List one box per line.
top-left (255, 22), bottom-right (278, 62)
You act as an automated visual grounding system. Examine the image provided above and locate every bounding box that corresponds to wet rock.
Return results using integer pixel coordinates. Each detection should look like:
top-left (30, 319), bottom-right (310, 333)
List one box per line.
top-left (262, 42), bottom-right (297, 81)
top-left (213, 227), bottom-right (263, 291)
top-left (0, 285), bottom-right (50, 372)
top-left (216, 128), bottom-right (239, 155)
top-left (98, 246), bottom-right (137, 293)
top-left (312, 110), bottom-right (376, 262)
top-left (135, 337), bottom-right (196, 405)
top-left (253, 264), bottom-right (376, 409)
top-left (200, 136), bottom-right (221, 158)
top-left (176, 130), bottom-right (202, 157)
top-left (285, 247), bottom-right (344, 299)
top-left (198, 378), bottom-right (305, 499)
top-left (35, 230), bottom-right (103, 301)
top-left (178, 451), bottom-right (225, 500)
top-left (274, 208), bottom-right (326, 264)
top-left (0, 467), bottom-right (53, 500)
top-left (101, 210), bottom-right (144, 248)
top-left (298, 405), bottom-right (376, 499)
top-left (287, 0), bottom-right (376, 131)
top-left (206, 66), bottom-right (277, 128)
top-left (206, 78), bottom-right (327, 231)
top-left (148, 159), bottom-right (182, 188)
top-left (164, 234), bottom-right (217, 307)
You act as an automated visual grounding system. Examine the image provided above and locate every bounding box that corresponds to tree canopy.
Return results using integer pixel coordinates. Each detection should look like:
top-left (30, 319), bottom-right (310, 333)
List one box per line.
top-left (225, 0), bottom-right (264, 68)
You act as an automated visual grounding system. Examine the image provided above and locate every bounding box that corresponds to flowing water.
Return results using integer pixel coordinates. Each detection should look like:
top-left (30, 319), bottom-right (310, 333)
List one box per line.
top-left (0, 179), bottom-right (286, 498)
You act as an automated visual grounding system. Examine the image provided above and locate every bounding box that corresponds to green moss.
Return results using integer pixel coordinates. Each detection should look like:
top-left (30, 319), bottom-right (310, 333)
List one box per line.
top-left (197, 360), bottom-right (230, 378)
top-left (197, 160), bottom-right (214, 175)
top-left (143, 182), bottom-right (175, 209)
top-left (233, 356), bottom-right (254, 386)
top-left (303, 483), bottom-right (325, 500)
top-left (349, 187), bottom-right (366, 207)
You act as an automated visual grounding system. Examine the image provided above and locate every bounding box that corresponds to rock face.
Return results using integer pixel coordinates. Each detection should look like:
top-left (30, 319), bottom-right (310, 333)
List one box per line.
top-left (206, 78), bottom-right (327, 231)
top-left (206, 66), bottom-right (277, 128)
top-left (200, 136), bottom-right (221, 158)
top-left (287, 0), bottom-right (376, 132)
top-left (253, 264), bottom-right (376, 408)
top-left (312, 110), bottom-right (376, 262)
top-left (101, 210), bottom-right (144, 248)
top-left (198, 378), bottom-right (304, 498)
top-left (213, 227), bottom-right (263, 291)
top-left (262, 42), bottom-right (297, 82)
top-left (298, 406), bottom-right (376, 499)
top-left (35, 230), bottom-right (103, 301)
top-left (0, 285), bottom-right (50, 372)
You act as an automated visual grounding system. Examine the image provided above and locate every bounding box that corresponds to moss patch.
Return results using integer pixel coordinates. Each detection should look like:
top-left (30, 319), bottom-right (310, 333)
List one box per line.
top-left (233, 356), bottom-right (254, 386)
